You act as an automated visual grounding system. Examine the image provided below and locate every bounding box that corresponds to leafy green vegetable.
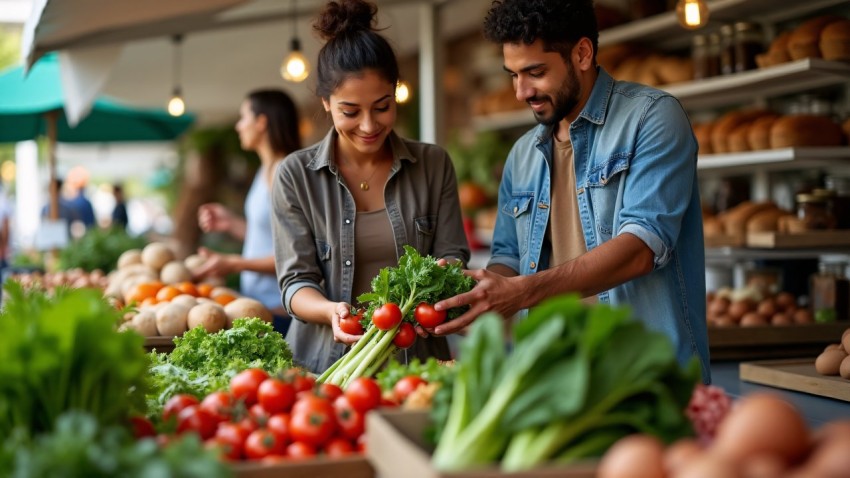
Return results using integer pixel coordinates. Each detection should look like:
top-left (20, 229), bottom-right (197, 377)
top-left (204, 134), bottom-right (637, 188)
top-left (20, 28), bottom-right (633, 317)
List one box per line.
top-left (0, 282), bottom-right (149, 437)
top-left (58, 226), bottom-right (147, 272)
top-left (431, 294), bottom-right (700, 471)
top-left (147, 318), bottom-right (292, 417)
top-left (0, 411), bottom-right (231, 477)
top-left (375, 357), bottom-right (453, 392)
top-left (318, 246), bottom-right (474, 388)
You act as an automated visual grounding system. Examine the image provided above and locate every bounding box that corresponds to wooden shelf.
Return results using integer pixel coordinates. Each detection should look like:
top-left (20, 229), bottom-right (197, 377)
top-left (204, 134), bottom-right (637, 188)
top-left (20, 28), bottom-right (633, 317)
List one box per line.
top-left (599, 0), bottom-right (849, 49)
top-left (663, 58), bottom-right (850, 110)
top-left (697, 146), bottom-right (850, 173)
top-left (740, 359), bottom-right (850, 402)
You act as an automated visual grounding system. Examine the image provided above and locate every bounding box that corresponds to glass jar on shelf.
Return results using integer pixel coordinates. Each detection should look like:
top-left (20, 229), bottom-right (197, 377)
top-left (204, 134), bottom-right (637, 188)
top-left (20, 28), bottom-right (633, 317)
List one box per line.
top-left (825, 175), bottom-right (850, 229)
top-left (733, 21), bottom-right (765, 73)
top-left (810, 259), bottom-right (850, 322)
top-left (719, 24), bottom-right (736, 76)
top-left (796, 193), bottom-right (836, 230)
top-left (692, 34), bottom-right (711, 80)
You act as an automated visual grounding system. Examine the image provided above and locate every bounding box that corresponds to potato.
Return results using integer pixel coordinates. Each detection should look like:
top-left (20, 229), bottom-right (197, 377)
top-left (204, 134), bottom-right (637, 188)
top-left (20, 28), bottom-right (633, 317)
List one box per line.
top-left (728, 300), bottom-right (753, 322)
top-left (224, 297), bottom-right (273, 327)
top-left (184, 254), bottom-right (206, 273)
top-left (171, 294), bottom-right (198, 309)
top-left (131, 309), bottom-right (159, 337)
top-left (155, 303), bottom-right (190, 336)
top-left (141, 242), bottom-right (175, 271)
top-left (815, 349), bottom-right (847, 375)
top-left (210, 286), bottom-right (240, 299)
top-left (160, 260), bottom-right (193, 284)
top-left (187, 303), bottom-right (227, 333)
top-left (756, 298), bottom-right (777, 318)
top-left (117, 249), bottom-right (143, 269)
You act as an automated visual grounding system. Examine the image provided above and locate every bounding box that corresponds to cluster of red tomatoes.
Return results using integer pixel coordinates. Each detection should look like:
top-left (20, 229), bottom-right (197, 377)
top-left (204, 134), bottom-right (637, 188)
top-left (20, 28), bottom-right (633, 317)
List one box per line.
top-left (338, 302), bottom-right (447, 349)
top-left (132, 368), bottom-right (394, 461)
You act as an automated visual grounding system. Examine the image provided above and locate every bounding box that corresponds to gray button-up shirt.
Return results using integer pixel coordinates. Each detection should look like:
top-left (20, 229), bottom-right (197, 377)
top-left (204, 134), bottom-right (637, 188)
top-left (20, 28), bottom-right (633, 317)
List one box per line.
top-left (271, 128), bottom-right (470, 374)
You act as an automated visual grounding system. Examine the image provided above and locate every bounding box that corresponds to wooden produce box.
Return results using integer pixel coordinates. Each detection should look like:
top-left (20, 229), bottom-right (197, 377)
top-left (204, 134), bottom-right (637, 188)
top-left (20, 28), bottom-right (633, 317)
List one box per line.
top-left (746, 230), bottom-right (850, 248)
top-left (231, 456), bottom-right (373, 478)
top-left (144, 336), bottom-right (176, 353)
top-left (740, 358), bottom-right (850, 402)
top-left (704, 234), bottom-right (745, 248)
top-left (366, 409), bottom-right (597, 478)
top-left (709, 322), bottom-right (849, 360)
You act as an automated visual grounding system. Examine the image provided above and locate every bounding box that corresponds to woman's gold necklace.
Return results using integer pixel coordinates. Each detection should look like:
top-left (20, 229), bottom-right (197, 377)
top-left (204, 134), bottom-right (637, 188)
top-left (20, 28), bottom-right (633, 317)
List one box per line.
top-left (359, 163), bottom-right (380, 191)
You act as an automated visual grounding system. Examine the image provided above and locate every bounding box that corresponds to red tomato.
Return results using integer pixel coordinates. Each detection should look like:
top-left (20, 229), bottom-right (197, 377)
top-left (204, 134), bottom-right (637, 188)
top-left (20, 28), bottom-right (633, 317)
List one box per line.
top-left (249, 403), bottom-right (270, 427)
top-left (292, 394), bottom-right (335, 418)
top-left (339, 314), bottom-right (364, 335)
top-left (317, 383), bottom-right (344, 402)
top-left (266, 413), bottom-right (291, 444)
top-left (393, 375), bottom-right (428, 404)
top-left (372, 303), bottom-right (402, 330)
top-left (230, 368), bottom-right (269, 406)
top-left (200, 391), bottom-right (234, 423)
top-left (213, 422), bottom-right (250, 460)
top-left (163, 394), bottom-right (199, 422)
top-left (236, 416), bottom-right (259, 435)
top-left (258, 378), bottom-right (296, 415)
top-left (333, 396), bottom-right (365, 440)
top-left (290, 406), bottom-right (337, 447)
top-left (414, 302), bottom-right (447, 328)
top-left (380, 396), bottom-right (399, 408)
top-left (356, 433), bottom-right (367, 453)
top-left (129, 416), bottom-right (156, 439)
top-left (176, 405), bottom-right (218, 440)
top-left (344, 377), bottom-right (382, 413)
top-left (283, 368), bottom-right (317, 393)
top-left (324, 437), bottom-right (355, 457)
top-left (392, 322), bottom-right (416, 349)
top-left (287, 441), bottom-right (317, 459)
top-left (244, 429), bottom-right (287, 460)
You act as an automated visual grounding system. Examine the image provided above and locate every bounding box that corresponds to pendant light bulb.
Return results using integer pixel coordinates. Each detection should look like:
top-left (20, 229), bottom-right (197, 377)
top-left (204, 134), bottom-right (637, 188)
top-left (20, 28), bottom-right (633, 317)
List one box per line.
top-left (676, 0), bottom-right (709, 29)
top-left (282, 38), bottom-right (310, 82)
top-left (395, 80), bottom-right (410, 104)
top-left (168, 88), bottom-right (185, 117)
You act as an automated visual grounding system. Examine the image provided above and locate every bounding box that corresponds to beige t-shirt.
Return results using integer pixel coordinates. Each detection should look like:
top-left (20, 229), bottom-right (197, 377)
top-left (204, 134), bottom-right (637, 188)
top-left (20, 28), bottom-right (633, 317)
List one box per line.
top-left (353, 209), bottom-right (397, 300)
top-left (549, 136), bottom-right (588, 267)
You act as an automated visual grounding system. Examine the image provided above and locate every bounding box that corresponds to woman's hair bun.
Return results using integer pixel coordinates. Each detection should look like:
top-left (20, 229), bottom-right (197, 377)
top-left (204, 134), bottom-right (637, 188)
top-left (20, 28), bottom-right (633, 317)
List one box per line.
top-left (314, 0), bottom-right (377, 41)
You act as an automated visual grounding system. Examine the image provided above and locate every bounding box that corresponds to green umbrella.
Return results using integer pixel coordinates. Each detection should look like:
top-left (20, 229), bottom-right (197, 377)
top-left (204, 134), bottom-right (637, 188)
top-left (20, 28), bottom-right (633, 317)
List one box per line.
top-left (0, 53), bottom-right (194, 219)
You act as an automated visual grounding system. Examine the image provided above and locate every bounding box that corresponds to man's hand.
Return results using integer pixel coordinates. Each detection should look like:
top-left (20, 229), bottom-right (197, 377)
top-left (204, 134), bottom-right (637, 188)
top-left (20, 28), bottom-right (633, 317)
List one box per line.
top-left (429, 269), bottom-right (525, 336)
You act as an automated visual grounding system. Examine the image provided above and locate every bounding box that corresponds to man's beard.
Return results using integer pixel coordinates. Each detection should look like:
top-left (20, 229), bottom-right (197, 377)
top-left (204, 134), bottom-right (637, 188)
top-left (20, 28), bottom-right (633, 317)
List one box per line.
top-left (531, 66), bottom-right (580, 126)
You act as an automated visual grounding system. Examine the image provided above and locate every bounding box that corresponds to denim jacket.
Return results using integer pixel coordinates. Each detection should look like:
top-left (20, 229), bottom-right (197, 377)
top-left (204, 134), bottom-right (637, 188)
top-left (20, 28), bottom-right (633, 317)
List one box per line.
top-left (489, 68), bottom-right (710, 381)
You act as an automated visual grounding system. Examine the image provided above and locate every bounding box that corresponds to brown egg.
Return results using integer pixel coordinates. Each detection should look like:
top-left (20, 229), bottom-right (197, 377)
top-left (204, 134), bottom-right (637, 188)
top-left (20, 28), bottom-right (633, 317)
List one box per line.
top-left (756, 299), bottom-right (777, 318)
top-left (824, 343), bottom-right (844, 353)
top-left (742, 453), bottom-right (788, 478)
top-left (775, 292), bottom-right (796, 311)
top-left (815, 349), bottom-right (847, 375)
top-left (803, 436), bottom-right (850, 477)
top-left (842, 328), bottom-right (850, 342)
top-left (663, 438), bottom-right (702, 475)
top-left (728, 300), bottom-right (753, 321)
top-left (598, 434), bottom-right (666, 478)
top-left (812, 419), bottom-right (850, 446)
top-left (840, 355), bottom-right (850, 379)
top-left (741, 312), bottom-right (769, 327)
top-left (713, 315), bottom-right (737, 328)
top-left (674, 451), bottom-right (741, 478)
top-left (709, 297), bottom-right (731, 317)
top-left (842, 332), bottom-right (850, 355)
top-left (712, 393), bottom-right (810, 466)
top-left (792, 309), bottom-right (813, 325)
top-left (771, 313), bottom-right (793, 326)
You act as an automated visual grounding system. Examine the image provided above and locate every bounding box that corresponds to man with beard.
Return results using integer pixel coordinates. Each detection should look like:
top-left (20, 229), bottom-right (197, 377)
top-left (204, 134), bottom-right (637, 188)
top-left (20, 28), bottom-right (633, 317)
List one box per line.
top-left (431, 0), bottom-right (709, 380)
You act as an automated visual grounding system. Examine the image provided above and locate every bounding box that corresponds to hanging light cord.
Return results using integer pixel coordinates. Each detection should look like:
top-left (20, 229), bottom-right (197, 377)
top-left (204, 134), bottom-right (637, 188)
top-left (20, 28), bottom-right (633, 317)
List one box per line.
top-left (172, 34), bottom-right (183, 95)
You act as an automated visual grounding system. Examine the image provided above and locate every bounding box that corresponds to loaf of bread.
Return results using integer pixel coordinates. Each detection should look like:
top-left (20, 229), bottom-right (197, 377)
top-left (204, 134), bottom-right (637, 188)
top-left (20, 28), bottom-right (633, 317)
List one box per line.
top-left (719, 201), bottom-right (778, 237)
top-left (747, 114), bottom-right (781, 151)
top-left (703, 215), bottom-right (725, 237)
top-left (820, 19), bottom-right (850, 61)
top-left (747, 208), bottom-right (792, 233)
top-left (728, 121), bottom-right (756, 153)
top-left (711, 110), bottom-right (772, 154)
top-left (787, 15), bottom-right (844, 60)
top-left (757, 31), bottom-right (792, 68)
top-left (693, 121), bottom-right (714, 155)
top-left (770, 115), bottom-right (845, 149)
top-left (656, 57), bottom-right (694, 85)
top-left (597, 43), bottom-right (641, 73)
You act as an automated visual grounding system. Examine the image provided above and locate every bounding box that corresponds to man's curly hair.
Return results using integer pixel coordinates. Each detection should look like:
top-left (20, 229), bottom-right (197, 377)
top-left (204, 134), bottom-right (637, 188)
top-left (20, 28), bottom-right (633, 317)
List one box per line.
top-left (483, 0), bottom-right (598, 62)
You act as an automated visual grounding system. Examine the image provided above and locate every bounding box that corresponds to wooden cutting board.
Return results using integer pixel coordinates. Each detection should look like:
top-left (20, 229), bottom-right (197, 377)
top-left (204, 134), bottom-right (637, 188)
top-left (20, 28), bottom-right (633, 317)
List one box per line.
top-left (740, 359), bottom-right (850, 402)
top-left (746, 230), bottom-right (850, 248)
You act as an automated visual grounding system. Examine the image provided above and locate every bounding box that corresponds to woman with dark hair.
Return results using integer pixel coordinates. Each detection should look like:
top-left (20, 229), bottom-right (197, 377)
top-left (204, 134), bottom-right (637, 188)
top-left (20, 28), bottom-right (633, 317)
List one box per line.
top-left (272, 0), bottom-right (469, 374)
top-left (196, 89), bottom-right (302, 335)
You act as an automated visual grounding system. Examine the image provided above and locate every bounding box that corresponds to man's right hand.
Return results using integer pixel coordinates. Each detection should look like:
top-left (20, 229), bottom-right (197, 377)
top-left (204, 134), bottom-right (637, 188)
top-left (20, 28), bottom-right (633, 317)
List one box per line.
top-left (430, 268), bottom-right (526, 336)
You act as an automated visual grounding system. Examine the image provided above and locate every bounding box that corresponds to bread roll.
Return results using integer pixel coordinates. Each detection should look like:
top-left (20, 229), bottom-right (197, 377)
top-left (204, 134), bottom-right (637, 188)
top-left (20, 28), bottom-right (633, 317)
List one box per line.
top-left (711, 110), bottom-right (771, 154)
top-left (728, 122), bottom-right (755, 153)
top-left (719, 201), bottom-right (778, 237)
top-left (747, 208), bottom-right (792, 233)
top-left (597, 43), bottom-right (641, 73)
top-left (703, 215), bottom-right (725, 237)
top-left (656, 57), bottom-right (694, 85)
top-left (693, 121), bottom-right (715, 155)
top-left (787, 15), bottom-right (844, 60)
top-left (757, 31), bottom-right (792, 68)
top-left (747, 114), bottom-right (780, 151)
top-left (820, 19), bottom-right (850, 61)
top-left (770, 115), bottom-right (845, 149)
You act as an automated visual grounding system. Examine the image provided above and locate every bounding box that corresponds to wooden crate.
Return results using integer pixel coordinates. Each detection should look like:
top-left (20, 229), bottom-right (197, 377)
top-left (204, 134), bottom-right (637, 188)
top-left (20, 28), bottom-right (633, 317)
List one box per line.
top-left (231, 456), bottom-right (373, 478)
top-left (709, 322), bottom-right (849, 360)
top-left (740, 359), bottom-right (850, 402)
top-left (144, 336), bottom-right (176, 353)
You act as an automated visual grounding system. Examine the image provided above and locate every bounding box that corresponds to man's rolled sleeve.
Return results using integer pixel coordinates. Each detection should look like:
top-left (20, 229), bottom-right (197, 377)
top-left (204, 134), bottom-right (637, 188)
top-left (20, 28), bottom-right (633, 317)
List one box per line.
top-left (618, 223), bottom-right (671, 269)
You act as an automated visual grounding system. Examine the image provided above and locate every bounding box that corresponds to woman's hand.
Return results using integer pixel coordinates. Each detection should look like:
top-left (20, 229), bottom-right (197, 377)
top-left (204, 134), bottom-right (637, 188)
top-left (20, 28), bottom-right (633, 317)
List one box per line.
top-left (331, 302), bottom-right (364, 345)
top-left (192, 247), bottom-right (235, 279)
top-left (198, 203), bottom-right (235, 234)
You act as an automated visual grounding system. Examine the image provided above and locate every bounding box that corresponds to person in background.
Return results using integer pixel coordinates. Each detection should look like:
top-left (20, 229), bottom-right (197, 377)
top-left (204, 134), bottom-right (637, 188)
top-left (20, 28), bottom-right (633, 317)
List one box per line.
top-left (64, 166), bottom-right (96, 230)
top-left (0, 179), bottom-right (12, 269)
top-left (111, 183), bottom-right (129, 229)
top-left (194, 89), bottom-right (302, 336)
top-left (433, 0), bottom-right (710, 381)
top-left (271, 0), bottom-right (469, 374)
